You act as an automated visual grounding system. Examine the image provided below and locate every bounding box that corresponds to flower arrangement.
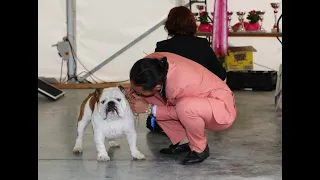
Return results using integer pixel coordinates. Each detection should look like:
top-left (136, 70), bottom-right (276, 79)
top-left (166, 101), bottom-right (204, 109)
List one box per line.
top-left (246, 10), bottom-right (260, 24)
top-left (232, 10), bottom-right (261, 31)
top-left (197, 11), bottom-right (212, 32)
top-left (198, 11), bottom-right (210, 24)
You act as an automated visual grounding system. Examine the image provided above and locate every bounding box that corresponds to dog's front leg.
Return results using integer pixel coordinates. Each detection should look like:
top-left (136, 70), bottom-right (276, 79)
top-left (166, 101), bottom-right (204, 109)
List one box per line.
top-left (126, 130), bottom-right (145, 160)
top-left (94, 131), bottom-right (110, 162)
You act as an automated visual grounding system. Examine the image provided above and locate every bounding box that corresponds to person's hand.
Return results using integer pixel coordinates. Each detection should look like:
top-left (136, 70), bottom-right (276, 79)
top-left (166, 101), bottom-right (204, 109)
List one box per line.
top-left (131, 93), bottom-right (143, 100)
top-left (130, 94), bottom-right (149, 113)
top-left (125, 90), bottom-right (141, 102)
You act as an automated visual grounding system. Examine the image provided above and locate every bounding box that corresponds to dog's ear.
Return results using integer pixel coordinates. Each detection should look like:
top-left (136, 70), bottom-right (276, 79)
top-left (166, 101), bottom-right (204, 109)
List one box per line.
top-left (94, 88), bottom-right (103, 102)
top-left (118, 85), bottom-right (126, 95)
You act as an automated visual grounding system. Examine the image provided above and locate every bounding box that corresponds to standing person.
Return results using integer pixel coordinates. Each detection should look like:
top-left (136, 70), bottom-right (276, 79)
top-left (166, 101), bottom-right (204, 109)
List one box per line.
top-left (128, 52), bottom-right (236, 165)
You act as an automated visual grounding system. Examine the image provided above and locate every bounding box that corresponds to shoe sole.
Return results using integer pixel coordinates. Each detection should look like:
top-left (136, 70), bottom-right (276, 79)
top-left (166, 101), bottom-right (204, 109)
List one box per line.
top-left (159, 151), bottom-right (190, 155)
top-left (181, 159), bottom-right (205, 165)
top-left (181, 153), bottom-right (210, 165)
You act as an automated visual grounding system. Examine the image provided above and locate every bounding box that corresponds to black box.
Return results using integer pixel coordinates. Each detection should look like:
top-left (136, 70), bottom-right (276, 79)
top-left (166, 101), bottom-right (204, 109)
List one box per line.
top-left (226, 71), bottom-right (277, 91)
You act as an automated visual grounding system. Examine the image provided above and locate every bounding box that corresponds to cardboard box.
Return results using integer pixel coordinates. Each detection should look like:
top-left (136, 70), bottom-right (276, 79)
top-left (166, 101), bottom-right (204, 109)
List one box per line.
top-left (218, 46), bottom-right (257, 71)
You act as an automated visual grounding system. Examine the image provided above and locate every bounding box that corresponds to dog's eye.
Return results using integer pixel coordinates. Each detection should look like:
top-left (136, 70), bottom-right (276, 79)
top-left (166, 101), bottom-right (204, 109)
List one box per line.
top-left (116, 98), bottom-right (121, 102)
top-left (101, 100), bottom-right (105, 104)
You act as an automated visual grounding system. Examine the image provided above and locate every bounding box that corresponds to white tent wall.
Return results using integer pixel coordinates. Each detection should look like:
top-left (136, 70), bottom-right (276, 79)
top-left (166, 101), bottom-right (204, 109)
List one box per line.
top-left (75, 0), bottom-right (175, 82)
top-left (38, 0), bottom-right (67, 79)
top-left (38, 0), bottom-right (282, 82)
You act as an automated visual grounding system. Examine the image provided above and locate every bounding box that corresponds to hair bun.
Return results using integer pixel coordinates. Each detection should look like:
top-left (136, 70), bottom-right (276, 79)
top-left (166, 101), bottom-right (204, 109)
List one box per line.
top-left (160, 57), bottom-right (168, 71)
top-left (160, 57), bottom-right (167, 64)
top-left (159, 57), bottom-right (168, 98)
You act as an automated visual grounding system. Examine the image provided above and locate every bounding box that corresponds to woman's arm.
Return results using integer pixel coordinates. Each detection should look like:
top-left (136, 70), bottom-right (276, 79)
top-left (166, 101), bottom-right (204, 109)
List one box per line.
top-left (202, 39), bottom-right (227, 81)
top-left (153, 105), bottom-right (178, 120)
top-left (151, 87), bottom-right (183, 121)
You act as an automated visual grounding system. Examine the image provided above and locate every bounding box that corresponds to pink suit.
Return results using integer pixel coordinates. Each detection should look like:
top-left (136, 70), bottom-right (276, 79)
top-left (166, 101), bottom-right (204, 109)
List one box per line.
top-left (144, 52), bottom-right (237, 152)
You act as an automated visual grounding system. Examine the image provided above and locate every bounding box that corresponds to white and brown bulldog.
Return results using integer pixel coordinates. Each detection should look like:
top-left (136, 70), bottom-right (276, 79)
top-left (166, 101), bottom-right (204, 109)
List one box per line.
top-left (72, 86), bottom-right (145, 161)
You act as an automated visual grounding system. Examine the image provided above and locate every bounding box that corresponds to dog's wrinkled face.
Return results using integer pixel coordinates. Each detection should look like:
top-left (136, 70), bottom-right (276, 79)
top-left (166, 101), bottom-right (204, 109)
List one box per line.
top-left (95, 86), bottom-right (128, 121)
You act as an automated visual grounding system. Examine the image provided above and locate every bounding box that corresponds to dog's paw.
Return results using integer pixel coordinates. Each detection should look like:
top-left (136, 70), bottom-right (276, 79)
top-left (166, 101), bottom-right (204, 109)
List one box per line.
top-left (97, 152), bottom-right (110, 162)
top-left (131, 150), bottom-right (146, 160)
top-left (108, 141), bottom-right (120, 148)
top-left (72, 147), bottom-right (83, 155)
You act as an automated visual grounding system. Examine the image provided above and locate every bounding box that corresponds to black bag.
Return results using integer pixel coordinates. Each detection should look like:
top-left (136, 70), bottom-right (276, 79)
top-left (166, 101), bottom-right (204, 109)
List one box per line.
top-left (146, 116), bottom-right (163, 132)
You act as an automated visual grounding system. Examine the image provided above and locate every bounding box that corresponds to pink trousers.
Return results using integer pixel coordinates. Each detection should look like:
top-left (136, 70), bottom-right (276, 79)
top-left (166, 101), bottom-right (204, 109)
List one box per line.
top-left (145, 94), bottom-right (236, 152)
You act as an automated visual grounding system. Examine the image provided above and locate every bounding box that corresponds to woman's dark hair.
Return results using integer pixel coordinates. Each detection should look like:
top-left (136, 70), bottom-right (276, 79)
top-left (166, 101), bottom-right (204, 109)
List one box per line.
top-left (130, 57), bottom-right (169, 92)
top-left (164, 6), bottom-right (197, 37)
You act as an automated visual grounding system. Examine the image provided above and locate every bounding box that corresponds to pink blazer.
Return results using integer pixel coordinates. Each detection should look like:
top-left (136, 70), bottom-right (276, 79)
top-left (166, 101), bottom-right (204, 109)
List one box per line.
top-left (144, 52), bottom-right (237, 124)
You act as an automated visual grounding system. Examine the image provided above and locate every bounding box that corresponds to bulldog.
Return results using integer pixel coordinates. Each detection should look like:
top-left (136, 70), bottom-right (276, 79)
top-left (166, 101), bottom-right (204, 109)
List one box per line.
top-left (72, 86), bottom-right (145, 161)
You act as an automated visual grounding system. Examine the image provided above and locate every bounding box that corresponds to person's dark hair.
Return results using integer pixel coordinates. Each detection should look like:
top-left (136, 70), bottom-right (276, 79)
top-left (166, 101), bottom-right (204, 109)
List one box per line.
top-left (130, 57), bottom-right (169, 92)
top-left (164, 6), bottom-right (197, 37)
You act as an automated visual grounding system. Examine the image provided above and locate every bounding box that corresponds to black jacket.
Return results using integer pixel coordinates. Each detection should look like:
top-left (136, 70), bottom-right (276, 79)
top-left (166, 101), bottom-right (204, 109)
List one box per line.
top-left (155, 35), bottom-right (226, 80)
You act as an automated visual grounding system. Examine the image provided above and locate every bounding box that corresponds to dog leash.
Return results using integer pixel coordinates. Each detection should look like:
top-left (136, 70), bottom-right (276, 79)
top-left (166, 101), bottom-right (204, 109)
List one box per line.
top-left (134, 114), bottom-right (140, 128)
top-left (124, 90), bottom-right (140, 128)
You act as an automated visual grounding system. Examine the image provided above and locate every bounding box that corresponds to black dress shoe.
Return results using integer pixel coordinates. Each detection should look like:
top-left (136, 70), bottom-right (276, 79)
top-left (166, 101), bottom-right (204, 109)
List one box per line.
top-left (181, 144), bottom-right (210, 165)
top-left (160, 143), bottom-right (191, 154)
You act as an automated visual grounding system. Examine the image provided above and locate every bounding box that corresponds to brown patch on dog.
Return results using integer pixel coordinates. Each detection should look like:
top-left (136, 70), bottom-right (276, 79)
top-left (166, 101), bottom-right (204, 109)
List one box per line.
top-left (78, 88), bottom-right (104, 121)
top-left (94, 88), bottom-right (104, 103)
top-left (88, 94), bottom-right (96, 112)
top-left (78, 93), bottom-right (94, 121)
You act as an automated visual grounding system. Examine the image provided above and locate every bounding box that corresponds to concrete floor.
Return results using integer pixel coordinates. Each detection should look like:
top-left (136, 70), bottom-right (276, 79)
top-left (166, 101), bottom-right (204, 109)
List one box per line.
top-left (38, 89), bottom-right (282, 180)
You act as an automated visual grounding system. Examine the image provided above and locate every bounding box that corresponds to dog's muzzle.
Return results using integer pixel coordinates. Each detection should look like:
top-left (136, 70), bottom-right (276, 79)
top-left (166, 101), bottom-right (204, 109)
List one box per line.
top-left (105, 101), bottom-right (119, 119)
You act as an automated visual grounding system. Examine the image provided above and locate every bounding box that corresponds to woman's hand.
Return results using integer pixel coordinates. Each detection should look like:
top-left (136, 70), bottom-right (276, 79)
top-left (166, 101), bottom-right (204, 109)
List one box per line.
top-left (129, 94), bottom-right (149, 113)
top-left (131, 93), bottom-right (143, 100)
top-left (125, 89), bottom-right (141, 102)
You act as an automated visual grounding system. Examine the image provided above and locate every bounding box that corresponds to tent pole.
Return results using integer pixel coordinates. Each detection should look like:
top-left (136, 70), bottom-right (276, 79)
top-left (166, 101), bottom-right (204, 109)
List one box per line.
top-left (72, 0), bottom-right (77, 53)
top-left (66, 0), bottom-right (77, 83)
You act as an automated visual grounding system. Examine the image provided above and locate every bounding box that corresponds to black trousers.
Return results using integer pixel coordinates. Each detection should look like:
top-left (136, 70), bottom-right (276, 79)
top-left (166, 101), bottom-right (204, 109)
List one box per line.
top-left (146, 116), bottom-right (163, 132)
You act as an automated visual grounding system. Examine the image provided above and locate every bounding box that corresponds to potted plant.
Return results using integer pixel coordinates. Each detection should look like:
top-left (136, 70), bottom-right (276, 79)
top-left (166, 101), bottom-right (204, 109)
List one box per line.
top-left (198, 11), bottom-right (213, 32)
top-left (232, 10), bottom-right (261, 32)
top-left (245, 10), bottom-right (260, 31)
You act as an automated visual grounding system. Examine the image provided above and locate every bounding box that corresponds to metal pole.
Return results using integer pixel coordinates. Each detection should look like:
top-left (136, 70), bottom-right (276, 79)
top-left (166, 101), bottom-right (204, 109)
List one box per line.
top-left (78, 2), bottom-right (190, 83)
top-left (72, 0), bottom-right (77, 53)
top-left (66, 0), bottom-right (77, 83)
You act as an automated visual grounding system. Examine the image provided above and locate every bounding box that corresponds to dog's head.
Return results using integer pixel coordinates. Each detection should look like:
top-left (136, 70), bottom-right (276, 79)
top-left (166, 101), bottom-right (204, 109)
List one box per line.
top-left (94, 86), bottom-right (128, 121)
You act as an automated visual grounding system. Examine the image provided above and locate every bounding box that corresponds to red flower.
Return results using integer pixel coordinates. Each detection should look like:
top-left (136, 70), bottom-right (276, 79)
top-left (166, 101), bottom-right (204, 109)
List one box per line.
top-left (249, 10), bottom-right (255, 15)
top-left (200, 11), bottom-right (208, 16)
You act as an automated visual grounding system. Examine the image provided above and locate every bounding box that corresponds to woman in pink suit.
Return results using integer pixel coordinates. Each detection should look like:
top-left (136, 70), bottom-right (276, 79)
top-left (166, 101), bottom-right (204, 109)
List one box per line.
top-left (129, 52), bottom-right (237, 165)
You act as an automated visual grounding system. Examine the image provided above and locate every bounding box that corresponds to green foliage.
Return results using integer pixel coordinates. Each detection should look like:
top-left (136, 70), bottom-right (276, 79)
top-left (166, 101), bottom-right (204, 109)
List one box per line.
top-left (198, 11), bottom-right (210, 24)
top-left (246, 10), bottom-right (260, 24)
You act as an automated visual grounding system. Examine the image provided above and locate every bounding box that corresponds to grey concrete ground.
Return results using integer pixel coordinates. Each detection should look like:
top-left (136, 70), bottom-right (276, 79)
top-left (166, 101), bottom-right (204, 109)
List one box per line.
top-left (38, 89), bottom-right (282, 180)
